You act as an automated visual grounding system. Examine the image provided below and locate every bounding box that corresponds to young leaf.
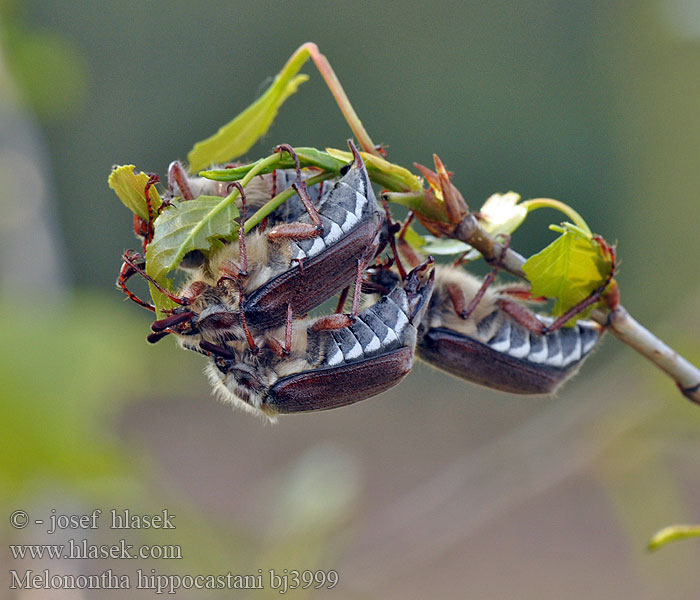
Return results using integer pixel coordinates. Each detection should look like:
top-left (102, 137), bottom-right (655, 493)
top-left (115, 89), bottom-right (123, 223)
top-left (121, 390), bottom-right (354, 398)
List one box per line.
top-left (108, 165), bottom-right (162, 220)
top-left (523, 224), bottom-right (613, 322)
top-left (401, 226), bottom-right (428, 250)
top-left (187, 50), bottom-right (311, 172)
top-left (145, 196), bottom-right (240, 313)
top-left (421, 236), bottom-right (473, 256)
top-left (479, 192), bottom-right (527, 237)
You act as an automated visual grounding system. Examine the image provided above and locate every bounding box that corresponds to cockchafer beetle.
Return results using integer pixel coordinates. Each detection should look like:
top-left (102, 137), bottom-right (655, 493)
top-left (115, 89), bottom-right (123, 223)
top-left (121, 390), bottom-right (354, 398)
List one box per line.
top-left (174, 261), bottom-right (435, 419)
top-left (380, 207), bottom-right (605, 396)
top-left (119, 142), bottom-right (384, 349)
top-left (414, 265), bottom-right (603, 394)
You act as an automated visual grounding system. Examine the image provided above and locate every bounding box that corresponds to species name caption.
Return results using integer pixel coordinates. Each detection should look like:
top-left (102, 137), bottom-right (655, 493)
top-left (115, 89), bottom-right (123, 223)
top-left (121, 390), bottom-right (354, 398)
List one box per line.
top-left (8, 509), bottom-right (339, 594)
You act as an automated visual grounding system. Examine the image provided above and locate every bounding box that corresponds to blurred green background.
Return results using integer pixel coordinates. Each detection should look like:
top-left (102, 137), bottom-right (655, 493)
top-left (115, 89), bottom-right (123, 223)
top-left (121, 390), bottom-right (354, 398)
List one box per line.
top-left (1, 1), bottom-right (699, 598)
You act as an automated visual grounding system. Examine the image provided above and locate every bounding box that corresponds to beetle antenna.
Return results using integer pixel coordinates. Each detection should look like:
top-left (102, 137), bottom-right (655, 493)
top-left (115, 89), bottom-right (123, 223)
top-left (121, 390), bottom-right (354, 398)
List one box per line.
top-left (227, 181), bottom-right (249, 276)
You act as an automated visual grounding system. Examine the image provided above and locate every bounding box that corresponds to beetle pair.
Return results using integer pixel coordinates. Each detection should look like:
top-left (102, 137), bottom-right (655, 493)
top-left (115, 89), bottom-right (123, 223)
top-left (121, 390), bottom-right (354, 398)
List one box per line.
top-left (118, 145), bottom-right (602, 418)
top-left (119, 143), bottom-right (436, 417)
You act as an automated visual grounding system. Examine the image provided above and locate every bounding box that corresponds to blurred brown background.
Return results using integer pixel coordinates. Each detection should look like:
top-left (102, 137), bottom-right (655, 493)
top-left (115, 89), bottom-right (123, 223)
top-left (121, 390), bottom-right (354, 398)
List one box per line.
top-left (1, 1), bottom-right (699, 598)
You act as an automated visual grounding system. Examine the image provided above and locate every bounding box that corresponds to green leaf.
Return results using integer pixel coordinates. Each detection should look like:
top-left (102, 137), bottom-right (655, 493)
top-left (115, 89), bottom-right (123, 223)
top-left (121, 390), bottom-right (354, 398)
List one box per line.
top-left (244, 171), bottom-right (335, 233)
top-left (421, 235), bottom-right (473, 256)
top-left (523, 224), bottom-right (613, 323)
top-left (108, 165), bottom-right (162, 220)
top-left (145, 195), bottom-right (240, 314)
top-left (145, 152), bottom-right (283, 313)
top-left (401, 226), bottom-right (427, 250)
top-left (187, 52), bottom-right (311, 171)
top-left (648, 525), bottom-right (700, 552)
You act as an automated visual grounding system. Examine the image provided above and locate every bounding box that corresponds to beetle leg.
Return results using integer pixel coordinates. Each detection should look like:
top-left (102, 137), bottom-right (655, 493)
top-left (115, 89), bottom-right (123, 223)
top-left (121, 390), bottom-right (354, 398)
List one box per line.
top-left (120, 250), bottom-right (190, 306)
top-left (446, 282), bottom-right (470, 319)
top-left (265, 304), bottom-right (294, 356)
top-left (267, 220), bottom-right (323, 240)
top-left (292, 257), bottom-right (306, 275)
top-left (265, 336), bottom-right (287, 357)
top-left (501, 286), bottom-right (547, 302)
top-left (395, 212), bottom-right (424, 270)
top-left (142, 174), bottom-right (160, 246)
top-left (314, 216), bottom-right (383, 331)
top-left (117, 255), bottom-right (156, 312)
top-left (284, 303), bottom-right (293, 352)
top-left (349, 257), bottom-right (365, 318)
top-left (119, 249), bottom-right (200, 312)
top-left (398, 211), bottom-right (415, 241)
top-left (310, 261), bottom-right (365, 332)
top-left (380, 194), bottom-right (407, 279)
top-left (227, 181), bottom-right (249, 276)
top-left (168, 161), bottom-right (195, 200)
top-left (460, 269), bottom-right (498, 320)
top-left (334, 286), bottom-right (350, 313)
top-left (456, 234), bottom-right (512, 319)
top-left (310, 255), bottom-right (368, 332)
top-left (267, 144), bottom-right (324, 241)
top-left (215, 183), bottom-right (250, 298)
top-left (452, 251), bottom-right (469, 267)
top-left (131, 174), bottom-right (161, 251)
top-left (234, 278), bottom-right (259, 354)
top-left (310, 313), bottom-right (354, 332)
top-left (541, 238), bottom-right (617, 333)
top-left (496, 298), bottom-right (546, 334)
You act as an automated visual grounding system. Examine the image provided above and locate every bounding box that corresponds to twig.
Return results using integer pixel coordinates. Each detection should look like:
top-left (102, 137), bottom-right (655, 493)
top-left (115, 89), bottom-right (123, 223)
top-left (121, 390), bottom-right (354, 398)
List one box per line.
top-left (452, 216), bottom-right (700, 404)
top-left (297, 43), bottom-right (381, 157)
top-left (595, 306), bottom-right (700, 403)
top-left (455, 214), bottom-right (528, 277)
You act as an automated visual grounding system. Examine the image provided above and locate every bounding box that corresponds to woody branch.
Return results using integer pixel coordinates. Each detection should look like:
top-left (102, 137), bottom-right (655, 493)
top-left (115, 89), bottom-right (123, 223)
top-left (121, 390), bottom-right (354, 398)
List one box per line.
top-left (453, 214), bottom-right (700, 404)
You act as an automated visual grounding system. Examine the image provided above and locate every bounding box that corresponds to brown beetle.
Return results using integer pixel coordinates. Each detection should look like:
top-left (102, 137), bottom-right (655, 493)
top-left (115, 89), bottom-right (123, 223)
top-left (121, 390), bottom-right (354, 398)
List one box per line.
top-left (121, 142), bottom-right (384, 348)
top-left (415, 266), bottom-right (603, 394)
top-left (177, 263), bottom-right (435, 419)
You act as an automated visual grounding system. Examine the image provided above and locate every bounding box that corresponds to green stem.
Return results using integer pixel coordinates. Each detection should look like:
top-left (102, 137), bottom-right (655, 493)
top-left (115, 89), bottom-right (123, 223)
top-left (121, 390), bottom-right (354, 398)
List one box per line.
top-left (521, 197), bottom-right (592, 236)
top-left (186, 153), bottom-right (282, 246)
top-left (244, 172), bottom-right (336, 233)
top-left (200, 148), bottom-right (345, 182)
top-left (202, 145), bottom-right (422, 196)
top-left (298, 42), bottom-right (380, 157)
top-left (384, 190), bottom-right (450, 223)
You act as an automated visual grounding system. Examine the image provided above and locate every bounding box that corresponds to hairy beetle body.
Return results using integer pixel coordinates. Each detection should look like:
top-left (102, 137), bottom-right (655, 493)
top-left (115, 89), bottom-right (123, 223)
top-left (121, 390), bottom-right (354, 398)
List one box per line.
top-left (241, 153), bottom-right (382, 328)
top-left (153, 146), bottom-right (382, 343)
top-left (189, 266), bottom-right (434, 419)
top-left (417, 266), bottom-right (602, 394)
